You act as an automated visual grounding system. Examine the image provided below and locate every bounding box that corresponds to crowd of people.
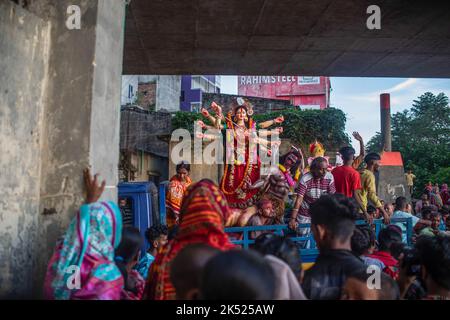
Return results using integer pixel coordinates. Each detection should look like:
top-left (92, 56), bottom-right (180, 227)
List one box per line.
top-left (42, 136), bottom-right (450, 300)
top-left (42, 166), bottom-right (450, 300)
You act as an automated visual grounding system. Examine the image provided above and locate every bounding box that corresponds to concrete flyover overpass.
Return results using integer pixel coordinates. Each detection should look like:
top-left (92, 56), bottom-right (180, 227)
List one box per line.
top-left (123, 0), bottom-right (450, 77)
top-left (0, 0), bottom-right (449, 299)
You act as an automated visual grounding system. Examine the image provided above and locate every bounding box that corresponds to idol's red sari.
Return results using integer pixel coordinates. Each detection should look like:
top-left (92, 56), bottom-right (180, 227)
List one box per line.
top-left (145, 179), bottom-right (235, 300)
top-left (220, 118), bottom-right (261, 209)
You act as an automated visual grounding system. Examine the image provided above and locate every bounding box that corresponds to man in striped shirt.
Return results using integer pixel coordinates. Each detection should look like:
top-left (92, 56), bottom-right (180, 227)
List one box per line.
top-left (289, 157), bottom-right (336, 234)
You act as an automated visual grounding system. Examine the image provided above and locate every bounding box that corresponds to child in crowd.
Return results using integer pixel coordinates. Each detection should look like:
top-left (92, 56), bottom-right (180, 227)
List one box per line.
top-left (419, 211), bottom-right (441, 237)
top-left (135, 224), bottom-right (168, 279)
top-left (200, 250), bottom-right (276, 300)
top-left (351, 226), bottom-right (385, 270)
top-left (170, 244), bottom-right (220, 300)
top-left (115, 227), bottom-right (146, 300)
top-left (246, 199), bottom-right (277, 239)
top-left (367, 205), bottom-right (379, 220)
top-left (368, 228), bottom-right (402, 279)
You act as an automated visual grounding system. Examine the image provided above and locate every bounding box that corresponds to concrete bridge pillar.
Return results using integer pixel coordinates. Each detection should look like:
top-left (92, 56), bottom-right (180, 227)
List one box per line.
top-left (0, 0), bottom-right (126, 298)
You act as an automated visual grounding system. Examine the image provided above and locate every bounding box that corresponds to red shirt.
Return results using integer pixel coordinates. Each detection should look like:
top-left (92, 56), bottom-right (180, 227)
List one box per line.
top-left (331, 165), bottom-right (362, 198)
top-left (368, 251), bottom-right (399, 279)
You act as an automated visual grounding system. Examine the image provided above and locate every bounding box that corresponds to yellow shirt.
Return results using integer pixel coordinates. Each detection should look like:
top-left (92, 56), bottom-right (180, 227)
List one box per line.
top-left (405, 173), bottom-right (416, 186)
top-left (356, 169), bottom-right (382, 211)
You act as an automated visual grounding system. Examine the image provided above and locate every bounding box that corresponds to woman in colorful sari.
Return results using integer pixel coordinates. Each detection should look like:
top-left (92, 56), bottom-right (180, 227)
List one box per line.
top-left (166, 161), bottom-right (192, 229)
top-left (44, 201), bottom-right (123, 300)
top-left (145, 179), bottom-right (236, 300)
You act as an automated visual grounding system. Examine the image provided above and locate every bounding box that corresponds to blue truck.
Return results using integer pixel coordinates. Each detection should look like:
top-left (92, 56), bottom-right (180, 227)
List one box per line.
top-left (118, 181), bottom-right (168, 254)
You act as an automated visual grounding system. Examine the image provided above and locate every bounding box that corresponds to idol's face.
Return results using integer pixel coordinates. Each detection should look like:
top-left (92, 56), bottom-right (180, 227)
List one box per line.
top-left (285, 154), bottom-right (298, 168)
top-left (236, 107), bottom-right (247, 121)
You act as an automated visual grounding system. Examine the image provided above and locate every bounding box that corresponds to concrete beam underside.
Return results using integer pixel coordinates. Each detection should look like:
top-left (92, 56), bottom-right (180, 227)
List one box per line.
top-left (123, 0), bottom-right (450, 77)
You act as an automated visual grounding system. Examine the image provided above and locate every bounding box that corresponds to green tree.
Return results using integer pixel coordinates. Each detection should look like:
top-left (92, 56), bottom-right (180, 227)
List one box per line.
top-left (367, 92), bottom-right (450, 197)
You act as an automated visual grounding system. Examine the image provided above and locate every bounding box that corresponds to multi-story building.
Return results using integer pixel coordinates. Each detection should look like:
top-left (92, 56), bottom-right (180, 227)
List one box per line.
top-left (180, 75), bottom-right (221, 112)
top-left (121, 75), bottom-right (181, 112)
top-left (238, 76), bottom-right (331, 110)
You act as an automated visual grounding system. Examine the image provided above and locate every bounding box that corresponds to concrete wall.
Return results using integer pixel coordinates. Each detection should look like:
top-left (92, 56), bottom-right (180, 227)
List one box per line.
top-left (121, 75), bottom-right (139, 105)
top-left (377, 166), bottom-right (409, 205)
top-left (169, 140), bottom-right (220, 185)
top-left (0, 1), bottom-right (51, 298)
top-left (156, 75), bottom-right (181, 112)
top-left (0, 0), bottom-right (125, 298)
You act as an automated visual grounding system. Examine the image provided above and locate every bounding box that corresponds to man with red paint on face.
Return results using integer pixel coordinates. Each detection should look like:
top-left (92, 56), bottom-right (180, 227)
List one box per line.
top-left (246, 199), bottom-right (277, 240)
top-left (288, 157), bottom-right (336, 244)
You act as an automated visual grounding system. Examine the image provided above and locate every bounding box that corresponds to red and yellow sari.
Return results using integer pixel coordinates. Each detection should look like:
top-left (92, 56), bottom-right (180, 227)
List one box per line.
top-left (146, 179), bottom-right (235, 300)
top-left (166, 175), bottom-right (192, 228)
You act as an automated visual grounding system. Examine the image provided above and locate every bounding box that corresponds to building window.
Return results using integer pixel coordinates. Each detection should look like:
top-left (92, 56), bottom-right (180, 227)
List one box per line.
top-left (191, 102), bottom-right (201, 112)
top-left (128, 84), bottom-right (134, 99)
top-left (191, 76), bottom-right (219, 94)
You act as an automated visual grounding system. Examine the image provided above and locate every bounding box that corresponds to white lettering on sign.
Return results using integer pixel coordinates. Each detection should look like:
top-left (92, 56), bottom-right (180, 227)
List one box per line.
top-left (298, 77), bottom-right (320, 85)
top-left (298, 105), bottom-right (321, 110)
top-left (239, 76), bottom-right (302, 85)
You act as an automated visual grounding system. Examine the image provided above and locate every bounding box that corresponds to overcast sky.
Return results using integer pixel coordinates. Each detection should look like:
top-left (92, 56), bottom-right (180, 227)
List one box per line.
top-left (220, 76), bottom-right (450, 154)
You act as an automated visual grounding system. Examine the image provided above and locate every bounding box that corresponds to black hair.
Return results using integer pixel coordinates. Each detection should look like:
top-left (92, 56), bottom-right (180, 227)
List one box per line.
top-left (364, 152), bottom-right (381, 164)
top-left (339, 146), bottom-right (356, 162)
top-left (390, 242), bottom-right (406, 261)
top-left (310, 157), bottom-right (327, 171)
top-left (377, 228), bottom-right (402, 252)
top-left (200, 250), bottom-right (275, 300)
top-left (415, 235), bottom-right (450, 291)
top-left (310, 194), bottom-right (359, 242)
top-left (170, 244), bottom-right (220, 299)
top-left (421, 205), bottom-right (433, 217)
top-left (115, 227), bottom-right (144, 292)
top-left (351, 226), bottom-right (371, 256)
top-left (176, 161), bottom-right (191, 173)
top-left (145, 224), bottom-right (168, 248)
top-left (439, 206), bottom-right (450, 217)
top-left (430, 211), bottom-right (441, 218)
top-left (367, 205), bottom-right (377, 214)
top-left (395, 196), bottom-right (408, 211)
top-left (252, 235), bottom-right (302, 278)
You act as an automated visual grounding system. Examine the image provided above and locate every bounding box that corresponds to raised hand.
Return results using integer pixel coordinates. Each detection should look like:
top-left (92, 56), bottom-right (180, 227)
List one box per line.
top-left (275, 127), bottom-right (284, 134)
top-left (84, 167), bottom-right (106, 204)
top-left (352, 131), bottom-right (363, 142)
top-left (197, 120), bottom-right (206, 129)
top-left (211, 102), bottom-right (222, 115)
top-left (196, 132), bottom-right (204, 139)
top-left (201, 107), bottom-right (210, 117)
top-left (274, 115), bottom-right (284, 124)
